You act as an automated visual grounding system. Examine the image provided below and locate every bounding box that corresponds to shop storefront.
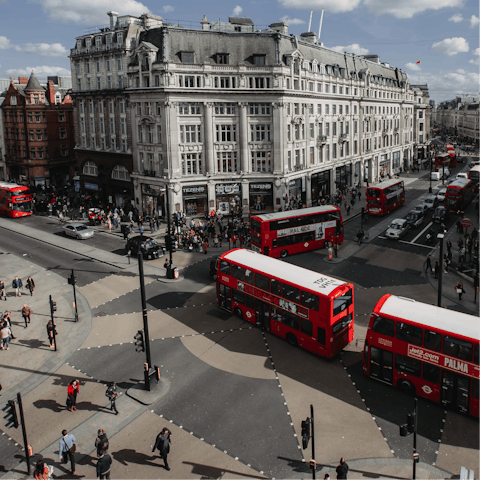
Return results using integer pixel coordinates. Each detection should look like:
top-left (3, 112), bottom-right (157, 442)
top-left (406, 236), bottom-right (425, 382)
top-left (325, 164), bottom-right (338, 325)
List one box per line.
top-left (142, 184), bottom-right (165, 219)
top-left (183, 185), bottom-right (207, 217)
top-left (379, 155), bottom-right (389, 178)
top-left (335, 164), bottom-right (352, 191)
top-left (215, 183), bottom-right (241, 215)
top-left (311, 171), bottom-right (331, 205)
top-left (287, 177), bottom-right (306, 204)
top-left (249, 183), bottom-right (273, 212)
top-left (393, 151), bottom-right (401, 172)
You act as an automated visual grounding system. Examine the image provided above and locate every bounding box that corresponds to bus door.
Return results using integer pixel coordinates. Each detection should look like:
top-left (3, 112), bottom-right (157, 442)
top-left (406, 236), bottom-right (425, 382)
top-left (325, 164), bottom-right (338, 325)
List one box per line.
top-left (370, 347), bottom-right (393, 384)
top-left (218, 283), bottom-right (231, 311)
top-left (255, 299), bottom-right (270, 332)
top-left (442, 371), bottom-right (469, 413)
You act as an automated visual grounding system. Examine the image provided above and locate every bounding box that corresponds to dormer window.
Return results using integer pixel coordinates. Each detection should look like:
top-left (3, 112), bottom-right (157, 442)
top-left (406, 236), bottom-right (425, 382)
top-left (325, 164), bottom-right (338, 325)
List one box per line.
top-left (10, 96), bottom-right (17, 106)
top-left (117, 32), bottom-right (123, 43)
top-left (253, 54), bottom-right (266, 66)
top-left (216, 53), bottom-right (229, 64)
top-left (86, 38), bottom-right (91, 48)
top-left (76, 39), bottom-right (82, 49)
top-left (181, 52), bottom-right (194, 64)
top-left (106, 34), bottom-right (112, 44)
top-left (95, 36), bottom-right (102, 47)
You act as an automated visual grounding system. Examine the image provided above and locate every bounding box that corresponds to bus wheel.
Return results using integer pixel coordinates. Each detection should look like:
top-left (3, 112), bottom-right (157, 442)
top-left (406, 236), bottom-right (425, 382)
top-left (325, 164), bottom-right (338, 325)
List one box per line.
top-left (280, 250), bottom-right (288, 258)
top-left (399, 379), bottom-right (415, 395)
top-left (234, 307), bottom-right (243, 320)
top-left (286, 333), bottom-right (297, 347)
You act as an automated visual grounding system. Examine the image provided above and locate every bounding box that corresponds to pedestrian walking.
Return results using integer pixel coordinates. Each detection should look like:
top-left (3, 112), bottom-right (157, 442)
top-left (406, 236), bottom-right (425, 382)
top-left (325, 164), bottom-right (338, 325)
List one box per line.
top-left (334, 242), bottom-right (338, 258)
top-left (34, 459), bottom-right (54, 480)
top-left (12, 276), bottom-right (23, 297)
top-left (0, 321), bottom-right (11, 350)
top-left (336, 458), bottom-right (349, 479)
top-left (454, 281), bottom-right (466, 301)
top-left (96, 449), bottom-right (112, 479)
top-left (426, 255), bottom-right (433, 273)
top-left (105, 382), bottom-right (118, 415)
top-left (67, 379), bottom-right (80, 412)
top-left (203, 239), bottom-right (208, 255)
top-left (152, 427), bottom-right (172, 471)
top-left (0, 280), bottom-right (6, 301)
top-left (58, 429), bottom-right (76, 475)
top-left (26, 276), bottom-right (35, 296)
top-left (434, 262), bottom-right (439, 279)
top-left (139, 224), bottom-right (144, 235)
top-left (22, 304), bottom-right (32, 328)
top-left (47, 319), bottom-right (57, 348)
top-left (95, 429), bottom-right (109, 457)
top-left (444, 256), bottom-right (450, 273)
top-left (357, 228), bottom-right (364, 245)
top-left (3, 311), bottom-right (15, 339)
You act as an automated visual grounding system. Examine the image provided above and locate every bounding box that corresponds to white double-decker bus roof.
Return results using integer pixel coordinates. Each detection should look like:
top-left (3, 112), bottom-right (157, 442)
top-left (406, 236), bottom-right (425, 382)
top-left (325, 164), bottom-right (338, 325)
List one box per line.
top-left (378, 295), bottom-right (479, 341)
top-left (223, 248), bottom-right (347, 296)
top-left (367, 178), bottom-right (404, 190)
top-left (253, 205), bottom-right (339, 222)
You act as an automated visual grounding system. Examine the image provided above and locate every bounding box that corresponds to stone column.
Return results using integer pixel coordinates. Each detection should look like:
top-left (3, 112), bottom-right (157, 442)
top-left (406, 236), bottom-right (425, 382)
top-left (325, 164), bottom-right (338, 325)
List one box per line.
top-left (305, 174), bottom-right (312, 207)
top-left (164, 101), bottom-right (180, 178)
top-left (272, 102), bottom-right (284, 174)
top-left (239, 102), bottom-right (249, 173)
top-left (204, 102), bottom-right (215, 174)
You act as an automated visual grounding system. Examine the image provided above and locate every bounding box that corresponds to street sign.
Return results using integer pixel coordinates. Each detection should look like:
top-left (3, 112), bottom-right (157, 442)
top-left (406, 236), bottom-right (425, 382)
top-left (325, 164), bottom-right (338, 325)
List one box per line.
top-left (461, 218), bottom-right (472, 229)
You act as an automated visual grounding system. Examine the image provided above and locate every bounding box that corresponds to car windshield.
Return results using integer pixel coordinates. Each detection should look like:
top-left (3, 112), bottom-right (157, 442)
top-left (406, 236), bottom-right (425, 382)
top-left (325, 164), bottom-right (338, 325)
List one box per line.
top-left (407, 213), bottom-right (415, 221)
top-left (390, 223), bottom-right (402, 230)
top-left (76, 225), bottom-right (88, 231)
top-left (435, 207), bottom-right (445, 215)
top-left (425, 199), bottom-right (433, 204)
top-left (143, 239), bottom-right (157, 247)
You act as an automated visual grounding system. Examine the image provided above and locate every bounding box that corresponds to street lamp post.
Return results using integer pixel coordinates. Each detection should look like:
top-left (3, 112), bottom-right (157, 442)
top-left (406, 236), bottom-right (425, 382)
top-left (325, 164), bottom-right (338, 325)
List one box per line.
top-left (437, 233), bottom-right (444, 307)
top-left (428, 150), bottom-right (433, 194)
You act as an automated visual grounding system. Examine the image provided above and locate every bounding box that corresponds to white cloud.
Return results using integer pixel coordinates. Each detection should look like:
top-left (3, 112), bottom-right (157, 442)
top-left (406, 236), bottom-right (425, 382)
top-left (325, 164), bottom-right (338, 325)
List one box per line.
top-left (232, 5), bottom-right (243, 15)
top-left (0, 36), bottom-right (11, 50)
top-left (279, 15), bottom-right (305, 25)
top-left (34, 0), bottom-right (150, 24)
top-left (162, 5), bottom-right (173, 13)
top-left (470, 15), bottom-right (480, 27)
top-left (431, 37), bottom-right (469, 56)
top-left (278, 0), bottom-right (360, 14)
top-left (472, 48), bottom-right (480, 56)
top-left (330, 43), bottom-right (369, 55)
top-left (14, 43), bottom-right (69, 58)
top-left (363, 0), bottom-right (463, 19)
top-left (469, 58), bottom-right (479, 65)
top-left (4, 65), bottom-right (71, 79)
top-left (448, 13), bottom-right (463, 22)
top-left (405, 62), bottom-right (422, 72)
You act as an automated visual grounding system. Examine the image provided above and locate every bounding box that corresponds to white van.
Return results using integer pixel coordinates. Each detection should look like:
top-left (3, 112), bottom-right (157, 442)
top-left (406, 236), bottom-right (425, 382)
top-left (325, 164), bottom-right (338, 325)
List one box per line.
top-left (431, 168), bottom-right (450, 181)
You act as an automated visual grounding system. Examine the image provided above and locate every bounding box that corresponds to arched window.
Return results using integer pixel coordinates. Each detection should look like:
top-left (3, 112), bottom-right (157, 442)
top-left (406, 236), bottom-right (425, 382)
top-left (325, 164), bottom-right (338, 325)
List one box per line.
top-left (83, 160), bottom-right (98, 176)
top-left (111, 164), bottom-right (130, 181)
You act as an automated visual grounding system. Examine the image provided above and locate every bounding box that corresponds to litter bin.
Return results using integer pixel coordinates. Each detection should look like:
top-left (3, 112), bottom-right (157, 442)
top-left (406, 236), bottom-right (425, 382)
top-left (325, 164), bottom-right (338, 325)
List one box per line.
top-left (166, 264), bottom-right (179, 279)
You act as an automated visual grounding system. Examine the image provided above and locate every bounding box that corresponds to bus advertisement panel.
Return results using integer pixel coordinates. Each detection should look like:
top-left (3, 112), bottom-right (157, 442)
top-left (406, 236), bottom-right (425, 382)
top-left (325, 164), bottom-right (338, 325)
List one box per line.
top-left (0, 182), bottom-right (33, 217)
top-left (363, 294), bottom-right (479, 417)
top-left (444, 178), bottom-right (475, 213)
top-left (250, 205), bottom-right (344, 258)
top-left (366, 179), bottom-right (405, 216)
top-left (216, 248), bottom-right (354, 358)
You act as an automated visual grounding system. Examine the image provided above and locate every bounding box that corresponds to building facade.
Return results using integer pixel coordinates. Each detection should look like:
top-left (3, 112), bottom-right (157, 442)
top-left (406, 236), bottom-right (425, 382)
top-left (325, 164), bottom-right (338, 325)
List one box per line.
top-left (70, 14), bottom-right (418, 216)
top-left (1, 73), bottom-right (75, 187)
top-left (411, 84), bottom-right (431, 163)
top-left (0, 97), bottom-right (6, 180)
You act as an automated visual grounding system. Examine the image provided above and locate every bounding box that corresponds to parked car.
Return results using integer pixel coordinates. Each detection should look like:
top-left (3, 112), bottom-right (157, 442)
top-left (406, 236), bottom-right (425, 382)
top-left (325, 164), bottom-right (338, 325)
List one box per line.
top-left (63, 222), bottom-right (95, 240)
top-left (125, 235), bottom-right (165, 259)
top-left (433, 205), bottom-right (449, 224)
top-left (413, 203), bottom-right (429, 215)
top-left (385, 219), bottom-right (409, 240)
top-left (423, 195), bottom-right (437, 210)
top-left (406, 210), bottom-right (424, 228)
top-left (456, 172), bottom-right (468, 180)
top-left (436, 188), bottom-right (447, 203)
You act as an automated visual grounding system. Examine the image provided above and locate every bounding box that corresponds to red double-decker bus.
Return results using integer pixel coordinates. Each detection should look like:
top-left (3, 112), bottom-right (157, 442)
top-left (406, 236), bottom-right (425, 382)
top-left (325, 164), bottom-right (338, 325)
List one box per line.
top-left (366, 179), bottom-right (405, 216)
top-left (445, 178), bottom-right (475, 213)
top-left (250, 206), bottom-right (344, 258)
top-left (0, 182), bottom-right (33, 217)
top-left (468, 165), bottom-right (480, 192)
top-left (363, 295), bottom-right (479, 417)
top-left (434, 153), bottom-right (452, 171)
top-left (216, 248), bottom-right (354, 358)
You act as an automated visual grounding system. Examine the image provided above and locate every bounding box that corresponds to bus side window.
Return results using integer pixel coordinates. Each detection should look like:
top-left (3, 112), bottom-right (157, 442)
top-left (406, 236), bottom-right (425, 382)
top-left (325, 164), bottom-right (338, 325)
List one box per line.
top-left (301, 290), bottom-right (319, 311)
top-left (317, 327), bottom-right (325, 345)
top-left (232, 289), bottom-right (245, 304)
top-left (395, 353), bottom-right (421, 377)
top-left (422, 364), bottom-right (440, 384)
top-left (472, 379), bottom-right (479, 400)
top-left (283, 284), bottom-right (300, 303)
top-left (396, 322), bottom-right (423, 346)
top-left (246, 294), bottom-right (255, 310)
top-left (474, 345), bottom-right (479, 366)
top-left (245, 269), bottom-right (254, 285)
top-left (424, 330), bottom-right (442, 352)
top-left (272, 307), bottom-right (281, 322)
top-left (372, 316), bottom-right (395, 337)
top-left (301, 318), bottom-right (313, 336)
top-left (282, 310), bottom-right (300, 331)
top-left (231, 264), bottom-right (244, 281)
top-left (443, 336), bottom-right (473, 361)
top-left (271, 279), bottom-right (281, 296)
top-left (272, 239), bottom-right (277, 248)
top-left (255, 273), bottom-right (270, 291)
top-left (219, 261), bottom-right (230, 274)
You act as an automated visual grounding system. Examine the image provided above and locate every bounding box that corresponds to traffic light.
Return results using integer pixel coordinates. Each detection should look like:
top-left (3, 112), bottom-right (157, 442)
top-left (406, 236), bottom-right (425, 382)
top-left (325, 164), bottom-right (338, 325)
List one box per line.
top-left (3, 400), bottom-right (19, 429)
top-left (50, 298), bottom-right (57, 313)
top-left (400, 412), bottom-right (415, 436)
top-left (134, 330), bottom-right (145, 353)
top-left (67, 271), bottom-right (76, 286)
top-left (301, 418), bottom-right (311, 449)
top-left (165, 234), bottom-right (172, 252)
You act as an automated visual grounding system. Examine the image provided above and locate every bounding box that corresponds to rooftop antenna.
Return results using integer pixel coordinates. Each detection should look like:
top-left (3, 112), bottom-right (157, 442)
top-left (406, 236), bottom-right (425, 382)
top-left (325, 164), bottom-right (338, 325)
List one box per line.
top-left (308, 10), bottom-right (313, 31)
top-left (318, 9), bottom-right (324, 41)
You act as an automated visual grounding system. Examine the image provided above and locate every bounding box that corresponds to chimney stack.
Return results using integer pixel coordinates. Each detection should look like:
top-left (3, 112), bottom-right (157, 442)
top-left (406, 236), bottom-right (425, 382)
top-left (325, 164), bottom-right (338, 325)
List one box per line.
top-left (107, 11), bottom-right (119, 30)
top-left (18, 76), bottom-right (28, 85)
top-left (300, 31), bottom-right (317, 44)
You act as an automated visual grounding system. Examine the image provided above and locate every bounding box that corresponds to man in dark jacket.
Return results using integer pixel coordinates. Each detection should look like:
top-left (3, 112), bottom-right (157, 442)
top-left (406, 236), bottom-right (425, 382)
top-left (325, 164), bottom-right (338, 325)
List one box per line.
top-left (336, 458), bottom-right (349, 479)
top-left (96, 450), bottom-right (112, 479)
top-left (12, 277), bottom-right (22, 297)
top-left (152, 427), bottom-right (172, 470)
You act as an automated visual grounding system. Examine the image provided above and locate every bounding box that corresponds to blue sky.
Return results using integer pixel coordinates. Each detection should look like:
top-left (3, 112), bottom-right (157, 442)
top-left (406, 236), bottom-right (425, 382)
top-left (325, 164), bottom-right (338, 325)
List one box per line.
top-left (0, 0), bottom-right (478, 102)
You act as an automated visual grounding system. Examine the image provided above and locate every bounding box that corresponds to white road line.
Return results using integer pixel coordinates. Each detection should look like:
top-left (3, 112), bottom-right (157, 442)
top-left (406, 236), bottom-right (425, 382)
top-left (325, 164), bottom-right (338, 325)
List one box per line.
top-left (411, 221), bottom-right (433, 243)
top-left (398, 239), bottom-right (433, 249)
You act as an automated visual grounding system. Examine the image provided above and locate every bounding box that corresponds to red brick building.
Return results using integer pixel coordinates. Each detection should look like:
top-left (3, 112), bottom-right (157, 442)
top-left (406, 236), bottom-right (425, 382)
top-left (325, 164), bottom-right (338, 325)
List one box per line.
top-left (2, 72), bottom-right (75, 187)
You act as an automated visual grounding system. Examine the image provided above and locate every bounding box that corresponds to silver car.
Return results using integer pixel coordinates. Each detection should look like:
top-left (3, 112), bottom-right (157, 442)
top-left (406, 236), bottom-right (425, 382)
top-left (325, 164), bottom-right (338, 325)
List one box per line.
top-left (423, 195), bottom-right (437, 210)
top-left (385, 218), bottom-right (409, 240)
top-left (63, 222), bottom-right (95, 240)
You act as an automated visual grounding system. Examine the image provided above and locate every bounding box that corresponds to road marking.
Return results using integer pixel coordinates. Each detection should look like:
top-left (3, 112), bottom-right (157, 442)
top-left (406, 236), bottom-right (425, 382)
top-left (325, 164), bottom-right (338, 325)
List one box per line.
top-left (398, 239), bottom-right (434, 249)
top-left (411, 221), bottom-right (433, 243)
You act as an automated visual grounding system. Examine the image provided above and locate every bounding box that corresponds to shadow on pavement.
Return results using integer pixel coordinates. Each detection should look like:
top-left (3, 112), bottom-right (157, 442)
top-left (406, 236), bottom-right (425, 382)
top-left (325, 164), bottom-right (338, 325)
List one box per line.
top-left (183, 461), bottom-right (268, 479)
top-left (111, 448), bottom-right (159, 467)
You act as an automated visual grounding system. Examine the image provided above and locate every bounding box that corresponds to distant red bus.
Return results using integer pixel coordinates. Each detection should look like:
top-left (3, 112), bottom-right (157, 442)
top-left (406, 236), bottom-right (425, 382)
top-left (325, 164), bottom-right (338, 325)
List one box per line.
top-left (363, 294), bottom-right (479, 417)
top-left (216, 248), bottom-right (354, 358)
top-left (468, 165), bottom-right (480, 192)
top-left (445, 178), bottom-right (475, 213)
top-left (366, 179), bottom-right (405, 216)
top-left (0, 182), bottom-right (33, 217)
top-left (250, 206), bottom-right (344, 258)
top-left (434, 153), bottom-right (452, 171)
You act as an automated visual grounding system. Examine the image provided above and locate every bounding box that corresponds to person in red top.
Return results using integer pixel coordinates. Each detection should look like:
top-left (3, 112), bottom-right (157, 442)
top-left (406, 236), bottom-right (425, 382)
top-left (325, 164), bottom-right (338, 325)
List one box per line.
top-left (67, 380), bottom-right (80, 412)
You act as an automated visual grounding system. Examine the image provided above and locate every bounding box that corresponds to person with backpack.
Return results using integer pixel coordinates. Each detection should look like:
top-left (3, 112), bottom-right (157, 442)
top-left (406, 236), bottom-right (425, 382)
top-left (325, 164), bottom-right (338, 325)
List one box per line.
top-left (95, 429), bottom-right (109, 457)
top-left (96, 448), bottom-right (112, 479)
top-left (105, 382), bottom-right (118, 415)
top-left (152, 427), bottom-right (172, 470)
